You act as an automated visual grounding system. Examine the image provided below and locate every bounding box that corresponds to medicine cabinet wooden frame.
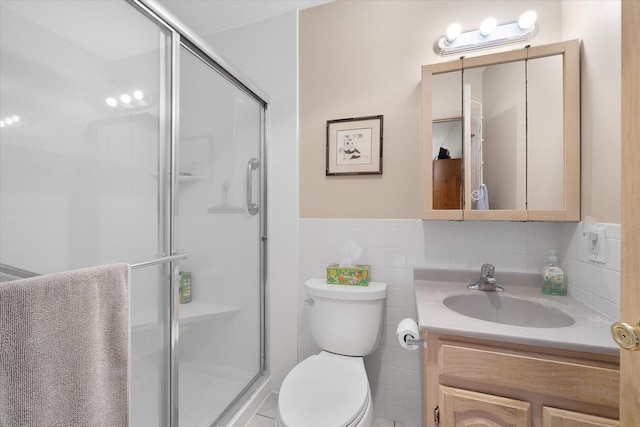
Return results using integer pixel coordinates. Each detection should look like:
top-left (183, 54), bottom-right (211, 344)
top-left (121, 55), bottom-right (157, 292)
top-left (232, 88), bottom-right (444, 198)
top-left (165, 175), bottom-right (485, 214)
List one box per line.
top-left (421, 39), bottom-right (580, 221)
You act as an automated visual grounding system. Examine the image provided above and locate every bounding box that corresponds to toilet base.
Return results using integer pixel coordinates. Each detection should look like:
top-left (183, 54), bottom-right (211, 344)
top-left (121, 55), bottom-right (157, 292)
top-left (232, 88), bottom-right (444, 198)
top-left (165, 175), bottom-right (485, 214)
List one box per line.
top-left (276, 389), bottom-right (372, 427)
top-left (276, 352), bottom-right (373, 427)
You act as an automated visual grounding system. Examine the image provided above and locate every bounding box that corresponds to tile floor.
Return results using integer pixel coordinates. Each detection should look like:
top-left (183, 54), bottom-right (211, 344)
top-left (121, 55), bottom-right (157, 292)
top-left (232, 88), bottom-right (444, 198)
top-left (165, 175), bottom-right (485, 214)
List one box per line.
top-left (246, 392), bottom-right (277, 427)
top-left (245, 392), bottom-right (412, 427)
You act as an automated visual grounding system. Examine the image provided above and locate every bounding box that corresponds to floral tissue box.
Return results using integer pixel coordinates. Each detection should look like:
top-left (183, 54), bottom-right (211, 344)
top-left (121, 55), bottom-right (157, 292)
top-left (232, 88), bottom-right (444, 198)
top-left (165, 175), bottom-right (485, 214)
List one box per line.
top-left (326, 264), bottom-right (370, 286)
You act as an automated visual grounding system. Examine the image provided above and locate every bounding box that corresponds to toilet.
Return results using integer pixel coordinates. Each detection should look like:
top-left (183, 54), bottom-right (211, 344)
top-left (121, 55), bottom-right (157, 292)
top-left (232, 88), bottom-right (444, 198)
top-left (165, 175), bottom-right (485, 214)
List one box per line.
top-left (276, 278), bottom-right (386, 427)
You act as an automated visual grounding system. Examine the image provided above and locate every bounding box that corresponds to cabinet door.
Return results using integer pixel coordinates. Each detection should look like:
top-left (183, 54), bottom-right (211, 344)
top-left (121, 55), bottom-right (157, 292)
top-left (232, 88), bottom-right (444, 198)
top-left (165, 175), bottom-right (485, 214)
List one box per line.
top-left (542, 407), bottom-right (619, 427)
top-left (439, 385), bottom-right (530, 426)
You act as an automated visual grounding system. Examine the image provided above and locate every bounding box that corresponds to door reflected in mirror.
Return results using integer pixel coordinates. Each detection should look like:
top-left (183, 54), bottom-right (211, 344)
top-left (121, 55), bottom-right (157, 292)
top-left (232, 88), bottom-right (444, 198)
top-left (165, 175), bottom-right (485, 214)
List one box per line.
top-left (464, 61), bottom-right (526, 211)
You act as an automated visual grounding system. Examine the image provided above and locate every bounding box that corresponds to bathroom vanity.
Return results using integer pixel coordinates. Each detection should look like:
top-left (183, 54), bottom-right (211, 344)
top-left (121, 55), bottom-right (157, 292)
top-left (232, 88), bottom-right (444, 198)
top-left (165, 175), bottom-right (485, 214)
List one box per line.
top-left (414, 269), bottom-right (620, 427)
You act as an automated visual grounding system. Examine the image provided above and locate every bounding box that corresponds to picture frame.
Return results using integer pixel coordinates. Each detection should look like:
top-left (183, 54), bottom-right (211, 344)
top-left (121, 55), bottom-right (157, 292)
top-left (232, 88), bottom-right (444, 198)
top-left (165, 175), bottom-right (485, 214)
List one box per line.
top-left (326, 115), bottom-right (383, 175)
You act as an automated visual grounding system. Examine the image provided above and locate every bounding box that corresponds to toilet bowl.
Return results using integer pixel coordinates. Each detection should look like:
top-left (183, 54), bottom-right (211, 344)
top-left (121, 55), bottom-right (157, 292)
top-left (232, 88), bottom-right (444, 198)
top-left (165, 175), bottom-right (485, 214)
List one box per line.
top-left (277, 279), bottom-right (386, 427)
top-left (276, 352), bottom-right (372, 427)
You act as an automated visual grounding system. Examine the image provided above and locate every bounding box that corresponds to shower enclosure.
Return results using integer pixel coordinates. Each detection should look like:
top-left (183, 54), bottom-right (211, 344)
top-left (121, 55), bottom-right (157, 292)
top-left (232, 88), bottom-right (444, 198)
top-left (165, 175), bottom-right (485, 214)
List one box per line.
top-left (0, 1), bottom-right (267, 426)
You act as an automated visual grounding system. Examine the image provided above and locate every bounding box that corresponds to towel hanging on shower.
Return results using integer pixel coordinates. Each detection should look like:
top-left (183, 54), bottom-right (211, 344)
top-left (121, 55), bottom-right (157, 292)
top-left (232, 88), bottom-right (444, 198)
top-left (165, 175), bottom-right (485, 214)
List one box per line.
top-left (0, 264), bottom-right (130, 426)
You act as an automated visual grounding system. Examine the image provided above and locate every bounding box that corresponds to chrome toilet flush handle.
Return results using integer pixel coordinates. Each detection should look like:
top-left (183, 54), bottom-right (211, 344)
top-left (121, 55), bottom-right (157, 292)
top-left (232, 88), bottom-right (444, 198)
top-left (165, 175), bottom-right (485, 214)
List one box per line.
top-left (304, 298), bottom-right (314, 306)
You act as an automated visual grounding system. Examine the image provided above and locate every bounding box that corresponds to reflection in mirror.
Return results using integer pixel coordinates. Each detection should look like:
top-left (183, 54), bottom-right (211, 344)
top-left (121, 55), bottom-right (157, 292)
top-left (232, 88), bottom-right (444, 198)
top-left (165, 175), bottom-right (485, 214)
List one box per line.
top-left (527, 55), bottom-right (564, 210)
top-left (432, 119), bottom-right (462, 209)
top-left (432, 119), bottom-right (462, 159)
top-left (463, 62), bottom-right (526, 210)
top-left (432, 71), bottom-right (462, 210)
top-left (432, 71), bottom-right (462, 119)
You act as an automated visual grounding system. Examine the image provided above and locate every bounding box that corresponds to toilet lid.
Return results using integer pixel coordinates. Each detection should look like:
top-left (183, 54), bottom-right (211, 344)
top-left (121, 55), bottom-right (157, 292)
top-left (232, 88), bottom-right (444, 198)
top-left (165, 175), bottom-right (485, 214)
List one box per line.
top-left (278, 355), bottom-right (369, 427)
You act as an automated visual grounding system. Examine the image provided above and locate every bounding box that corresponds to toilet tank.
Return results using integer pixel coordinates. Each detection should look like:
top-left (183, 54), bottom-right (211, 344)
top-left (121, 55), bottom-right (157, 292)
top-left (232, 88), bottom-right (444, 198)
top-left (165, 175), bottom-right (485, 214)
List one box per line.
top-left (304, 278), bottom-right (386, 357)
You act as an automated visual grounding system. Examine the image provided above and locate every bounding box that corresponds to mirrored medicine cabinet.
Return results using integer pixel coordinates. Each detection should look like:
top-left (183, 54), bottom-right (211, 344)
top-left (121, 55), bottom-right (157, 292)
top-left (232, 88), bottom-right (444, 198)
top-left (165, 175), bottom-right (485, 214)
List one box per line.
top-left (421, 39), bottom-right (580, 221)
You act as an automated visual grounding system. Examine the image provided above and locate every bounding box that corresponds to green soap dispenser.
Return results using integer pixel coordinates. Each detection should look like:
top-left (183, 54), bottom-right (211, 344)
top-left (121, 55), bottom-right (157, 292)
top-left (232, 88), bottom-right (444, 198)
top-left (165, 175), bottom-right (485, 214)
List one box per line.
top-left (542, 250), bottom-right (566, 296)
top-left (179, 271), bottom-right (192, 303)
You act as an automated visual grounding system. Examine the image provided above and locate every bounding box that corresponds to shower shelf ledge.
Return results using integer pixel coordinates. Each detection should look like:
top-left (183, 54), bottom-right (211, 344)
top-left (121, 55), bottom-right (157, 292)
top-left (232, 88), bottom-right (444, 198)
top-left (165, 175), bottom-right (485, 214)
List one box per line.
top-left (179, 175), bottom-right (204, 182)
top-left (132, 300), bottom-right (241, 329)
top-left (149, 174), bottom-right (204, 182)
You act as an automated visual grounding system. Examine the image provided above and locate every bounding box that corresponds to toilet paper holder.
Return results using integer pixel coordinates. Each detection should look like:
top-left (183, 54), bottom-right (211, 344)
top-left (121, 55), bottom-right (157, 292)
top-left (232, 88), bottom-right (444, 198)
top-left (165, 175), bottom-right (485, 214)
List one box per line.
top-left (403, 336), bottom-right (424, 346)
top-left (396, 318), bottom-right (424, 350)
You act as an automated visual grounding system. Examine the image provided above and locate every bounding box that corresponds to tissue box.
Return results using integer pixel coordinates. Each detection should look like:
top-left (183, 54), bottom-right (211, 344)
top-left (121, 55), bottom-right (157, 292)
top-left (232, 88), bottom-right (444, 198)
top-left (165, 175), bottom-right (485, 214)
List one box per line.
top-left (326, 264), bottom-right (370, 286)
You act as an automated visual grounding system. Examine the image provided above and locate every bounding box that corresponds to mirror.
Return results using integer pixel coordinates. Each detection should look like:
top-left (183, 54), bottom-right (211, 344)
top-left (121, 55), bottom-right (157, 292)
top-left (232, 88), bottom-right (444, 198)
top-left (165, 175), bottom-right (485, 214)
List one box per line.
top-left (421, 40), bottom-right (580, 221)
top-left (464, 61), bottom-right (527, 211)
top-left (527, 54), bottom-right (565, 210)
top-left (431, 71), bottom-right (463, 211)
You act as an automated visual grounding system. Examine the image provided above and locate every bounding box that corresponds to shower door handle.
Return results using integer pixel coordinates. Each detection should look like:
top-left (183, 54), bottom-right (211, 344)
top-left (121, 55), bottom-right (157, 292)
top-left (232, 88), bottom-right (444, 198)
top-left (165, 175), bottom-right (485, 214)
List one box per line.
top-left (246, 158), bottom-right (259, 215)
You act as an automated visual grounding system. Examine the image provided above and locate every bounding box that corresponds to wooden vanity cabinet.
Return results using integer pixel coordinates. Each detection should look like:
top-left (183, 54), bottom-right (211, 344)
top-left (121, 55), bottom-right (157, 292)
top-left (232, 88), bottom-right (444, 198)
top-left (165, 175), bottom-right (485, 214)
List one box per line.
top-left (423, 333), bottom-right (620, 427)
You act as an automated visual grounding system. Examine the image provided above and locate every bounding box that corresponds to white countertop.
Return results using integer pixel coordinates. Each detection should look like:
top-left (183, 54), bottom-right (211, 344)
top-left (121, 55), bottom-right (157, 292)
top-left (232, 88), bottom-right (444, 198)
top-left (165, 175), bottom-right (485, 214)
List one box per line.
top-left (414, 268), bottom-right (619, 356)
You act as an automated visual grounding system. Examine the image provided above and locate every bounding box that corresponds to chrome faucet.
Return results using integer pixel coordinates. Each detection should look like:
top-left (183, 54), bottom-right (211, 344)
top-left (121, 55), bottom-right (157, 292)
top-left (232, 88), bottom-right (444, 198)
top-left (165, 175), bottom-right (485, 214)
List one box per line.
top-left (467, 263), bottom-right (504, 292)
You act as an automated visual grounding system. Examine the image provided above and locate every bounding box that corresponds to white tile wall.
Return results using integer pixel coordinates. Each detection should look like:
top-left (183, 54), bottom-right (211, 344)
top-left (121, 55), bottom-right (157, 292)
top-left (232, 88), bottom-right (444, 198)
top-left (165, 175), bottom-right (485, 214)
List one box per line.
top-left (559, 222), bottom-right (621, 320)
top-left (298, 218), bottom-right (621, 426)
top-left (299, 219), bottom-right (423, 425)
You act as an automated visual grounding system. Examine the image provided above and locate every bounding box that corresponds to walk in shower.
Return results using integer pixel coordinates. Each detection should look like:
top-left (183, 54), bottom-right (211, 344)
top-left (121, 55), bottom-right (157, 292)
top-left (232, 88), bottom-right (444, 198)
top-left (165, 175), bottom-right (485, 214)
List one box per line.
top-left (0, 1), bottom-right (267, 425)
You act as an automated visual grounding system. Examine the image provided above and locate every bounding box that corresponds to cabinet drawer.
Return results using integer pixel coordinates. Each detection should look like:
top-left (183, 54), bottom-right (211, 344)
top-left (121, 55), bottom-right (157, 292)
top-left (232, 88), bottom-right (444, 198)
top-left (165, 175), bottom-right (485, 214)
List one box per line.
top-left (439, 343), bottom-right (619, 408)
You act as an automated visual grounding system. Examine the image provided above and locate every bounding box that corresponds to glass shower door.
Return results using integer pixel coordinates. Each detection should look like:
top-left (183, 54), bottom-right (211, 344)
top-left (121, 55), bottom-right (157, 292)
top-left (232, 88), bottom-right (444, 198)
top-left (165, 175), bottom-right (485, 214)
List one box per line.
top-left (176, 45), bottom-right (264, 426)
top-left (0, 1), bottom-right (173, 426)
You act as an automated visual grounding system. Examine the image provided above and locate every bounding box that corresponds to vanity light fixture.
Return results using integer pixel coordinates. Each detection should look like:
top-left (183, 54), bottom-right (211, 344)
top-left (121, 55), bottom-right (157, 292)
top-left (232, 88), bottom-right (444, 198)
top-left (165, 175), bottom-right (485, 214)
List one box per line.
top-left (479, 17), bottom-right (497, 37)
top-left (446, 23), bottom-right (461, 43)
top-left (434, 11), bottom-right (538, 56)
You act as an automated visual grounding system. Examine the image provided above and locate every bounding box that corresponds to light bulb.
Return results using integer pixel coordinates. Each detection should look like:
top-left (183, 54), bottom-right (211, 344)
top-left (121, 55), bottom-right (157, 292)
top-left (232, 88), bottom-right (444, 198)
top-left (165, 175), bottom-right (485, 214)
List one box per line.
top-left (5, 117), bottom-right (13, 125)
top-left (480, 17), bottom-right (497, 37)
top-left (445, 23), bottom-right (461, 43)
top-left (106, 97), bottom-right (118, 107)
top-left (0, 121), bottom-right (5, 128)
top-left (133, 90), bottom-right (144, 100)
top-left (11, 115), bottom-right (20, 123)
top-left (120, 94), bottom-right (132, 104)
top-left (518, 11), bottom-right (537, 30)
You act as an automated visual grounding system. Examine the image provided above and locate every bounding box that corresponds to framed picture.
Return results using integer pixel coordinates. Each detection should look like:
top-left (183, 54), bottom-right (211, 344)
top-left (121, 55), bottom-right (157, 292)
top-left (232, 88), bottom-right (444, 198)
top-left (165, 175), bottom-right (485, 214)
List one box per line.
top-left (326, 115), bottom-right (383, 175)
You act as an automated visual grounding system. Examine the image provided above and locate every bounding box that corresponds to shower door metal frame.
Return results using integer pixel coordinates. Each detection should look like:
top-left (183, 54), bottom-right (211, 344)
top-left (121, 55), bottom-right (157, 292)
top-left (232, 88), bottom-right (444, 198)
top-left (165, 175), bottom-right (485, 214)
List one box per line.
top-left (127, 1), bottom-right (269, 425)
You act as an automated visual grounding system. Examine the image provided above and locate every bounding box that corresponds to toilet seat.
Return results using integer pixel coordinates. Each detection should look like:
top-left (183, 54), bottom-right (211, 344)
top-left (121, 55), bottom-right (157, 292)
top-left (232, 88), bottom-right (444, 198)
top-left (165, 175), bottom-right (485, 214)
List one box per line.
top-left (277, 354), bottom-right (370, 427)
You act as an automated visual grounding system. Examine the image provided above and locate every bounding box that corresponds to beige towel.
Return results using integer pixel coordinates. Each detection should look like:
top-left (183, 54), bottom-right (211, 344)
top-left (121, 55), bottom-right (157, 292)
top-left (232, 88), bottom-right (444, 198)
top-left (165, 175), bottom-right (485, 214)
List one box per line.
top-left (0, 264), bottom-right (130, 427)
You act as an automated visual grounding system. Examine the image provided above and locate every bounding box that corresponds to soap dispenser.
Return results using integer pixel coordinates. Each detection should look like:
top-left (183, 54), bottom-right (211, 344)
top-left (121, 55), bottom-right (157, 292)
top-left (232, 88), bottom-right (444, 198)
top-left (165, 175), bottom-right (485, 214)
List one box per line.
top-left (542, 250), bottom-right (566, 296)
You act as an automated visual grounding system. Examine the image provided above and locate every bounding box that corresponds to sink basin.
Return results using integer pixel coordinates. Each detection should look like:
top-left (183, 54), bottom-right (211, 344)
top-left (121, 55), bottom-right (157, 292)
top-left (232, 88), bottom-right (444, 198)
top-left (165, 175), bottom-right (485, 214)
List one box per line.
top-left (443, 294), bottom-right (575, 328)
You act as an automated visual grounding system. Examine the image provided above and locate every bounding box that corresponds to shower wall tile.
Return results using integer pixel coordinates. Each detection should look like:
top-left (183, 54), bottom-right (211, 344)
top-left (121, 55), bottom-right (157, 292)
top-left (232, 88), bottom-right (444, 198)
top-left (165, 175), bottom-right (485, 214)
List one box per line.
top-left (298, 218), bottom-right (621, 426)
